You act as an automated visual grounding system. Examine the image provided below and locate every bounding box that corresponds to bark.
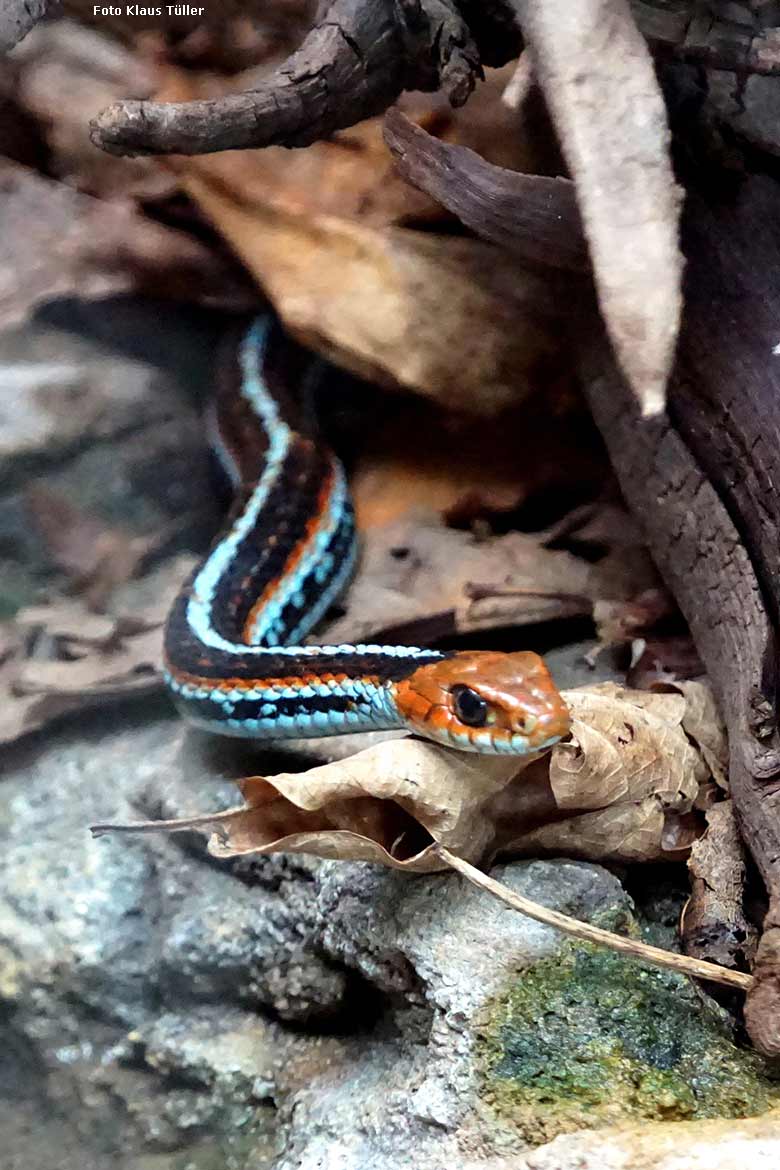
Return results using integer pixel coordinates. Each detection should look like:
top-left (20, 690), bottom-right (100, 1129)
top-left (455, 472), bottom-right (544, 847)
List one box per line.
top-left (632, 0), bottom-right (780, 74)
top-left (86, 1), bottom-right (780, 159)
top-left (580, 271), bottom-right (780, 1057)
top-left (384, 108), bottom-right (588, 273)
top-left (89, 0), bottom-right (500, 157)
top-left (385, 116), bottom-right (780, 1054)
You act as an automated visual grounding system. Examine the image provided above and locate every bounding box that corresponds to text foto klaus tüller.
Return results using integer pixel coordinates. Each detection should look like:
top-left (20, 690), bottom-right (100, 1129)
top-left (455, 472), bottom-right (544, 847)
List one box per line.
top-left (93, 6), bottom-right (206, 16)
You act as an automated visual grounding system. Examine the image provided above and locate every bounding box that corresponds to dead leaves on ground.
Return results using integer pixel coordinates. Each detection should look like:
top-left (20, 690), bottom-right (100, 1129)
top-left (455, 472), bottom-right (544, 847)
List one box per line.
top-left (0, 556), bottom-right (194, 746)
top-left (94, 681), bottom-right (727, 872)
top-left (319, 507), bottom-right (656, 647)
top-left (25, 483), bottom-right (167, 611)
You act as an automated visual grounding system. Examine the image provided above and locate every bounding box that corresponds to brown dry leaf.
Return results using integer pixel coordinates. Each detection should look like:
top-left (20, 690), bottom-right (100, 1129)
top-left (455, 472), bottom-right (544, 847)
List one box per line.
top-left (592, 588), bottom-right (675, 652)
top-left (95, 681), bottom-right (725, 871)
top-left (159, 66), bottom-right (563, 416)
top-left (318, 509), bottom-right (652, 647)
top-left (506, 681), bottom-right (722, 862)
top-left (0, 158), bottom-right (250, 329)
top-left (512, 0), bottom-right (684, 415)
top-left (172, 157), bottom-right (561, 414)
top-left (0, 555), bottom-right (195, 745)
top-left (349, 387), bottom-right (603, 529)
top-left (664, 678), bottom-right (728, 791)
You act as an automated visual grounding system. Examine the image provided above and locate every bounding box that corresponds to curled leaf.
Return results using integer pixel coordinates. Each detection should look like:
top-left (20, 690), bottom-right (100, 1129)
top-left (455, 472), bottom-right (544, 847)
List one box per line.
top-left (93, 681), bottom-right (726, 870)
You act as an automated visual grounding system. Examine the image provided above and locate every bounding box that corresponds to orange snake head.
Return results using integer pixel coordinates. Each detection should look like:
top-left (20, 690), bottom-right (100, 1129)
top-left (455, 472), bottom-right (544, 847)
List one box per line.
top-left (392, 650), bottom-right (570, 754)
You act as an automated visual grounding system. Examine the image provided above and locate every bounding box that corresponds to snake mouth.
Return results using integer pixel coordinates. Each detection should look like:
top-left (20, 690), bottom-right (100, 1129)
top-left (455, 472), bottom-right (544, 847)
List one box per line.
top-left (430, 725), bottom-right (566, 755)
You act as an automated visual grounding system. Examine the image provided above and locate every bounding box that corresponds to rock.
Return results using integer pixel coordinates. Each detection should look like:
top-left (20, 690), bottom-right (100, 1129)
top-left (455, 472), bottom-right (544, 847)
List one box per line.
top-left (3, 663), bottom-right (780, 1167)
top-left (0, 700), bottom-right (370, 1165)
top-left (0, 300), bottom-right (221, 616)
top-left (278, 859), bottom-right (632, 1170)
top-left (457, 1109), bottom-right (780, 1170)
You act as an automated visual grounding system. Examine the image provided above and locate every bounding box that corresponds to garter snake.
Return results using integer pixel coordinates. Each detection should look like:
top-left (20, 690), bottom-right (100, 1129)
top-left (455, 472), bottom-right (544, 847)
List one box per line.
top-left (163, 316), bottom-right (570, 754)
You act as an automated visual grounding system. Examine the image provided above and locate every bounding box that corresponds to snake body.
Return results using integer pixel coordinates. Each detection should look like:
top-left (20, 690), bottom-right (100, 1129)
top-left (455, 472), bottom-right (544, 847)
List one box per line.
top-left (163, 317), bottom-right (570, 754)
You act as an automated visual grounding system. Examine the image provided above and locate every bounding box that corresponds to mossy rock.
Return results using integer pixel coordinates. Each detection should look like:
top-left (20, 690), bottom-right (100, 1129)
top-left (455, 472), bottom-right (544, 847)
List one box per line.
top-left (480, 940), bottom-right (780, 1144)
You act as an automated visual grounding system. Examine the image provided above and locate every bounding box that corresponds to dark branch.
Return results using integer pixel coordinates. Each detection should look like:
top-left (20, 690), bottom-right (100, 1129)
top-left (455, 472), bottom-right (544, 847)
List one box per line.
top-left (89, 0), bottom-right (493, 158)
top-left (383, 109), bottom-right (588, 272)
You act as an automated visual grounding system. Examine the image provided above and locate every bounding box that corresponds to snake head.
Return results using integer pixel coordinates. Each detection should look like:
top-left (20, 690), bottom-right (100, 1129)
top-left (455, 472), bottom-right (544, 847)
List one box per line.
top-left (393, 650), bottom-right (570, 754)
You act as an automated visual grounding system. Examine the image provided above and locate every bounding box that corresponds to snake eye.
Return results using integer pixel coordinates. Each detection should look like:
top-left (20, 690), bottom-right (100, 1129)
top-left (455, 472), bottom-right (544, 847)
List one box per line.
top-left (452, 685), bottom-right (489, 728)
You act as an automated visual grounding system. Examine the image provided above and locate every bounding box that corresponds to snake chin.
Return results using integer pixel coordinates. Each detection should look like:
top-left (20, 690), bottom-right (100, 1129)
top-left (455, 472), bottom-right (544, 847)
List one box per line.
top-left (392, 650), bottom-right (571, 755)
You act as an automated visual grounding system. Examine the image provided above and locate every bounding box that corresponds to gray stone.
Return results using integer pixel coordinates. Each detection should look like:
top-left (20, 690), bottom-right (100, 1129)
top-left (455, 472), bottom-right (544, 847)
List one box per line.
top-left (0, 687), bottom-right (637, 1168)
top-left (278, 859), bottom-right (631, 1170)
top-left (0, 302), bottom-right (221, 615)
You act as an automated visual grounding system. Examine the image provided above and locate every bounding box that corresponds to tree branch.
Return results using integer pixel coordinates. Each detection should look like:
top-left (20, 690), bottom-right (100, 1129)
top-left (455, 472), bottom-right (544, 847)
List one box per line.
top-left (384, 108), bottom-right (588, 272)
top-left (89, 0), bottom-right (489, 157)
top-left (438, 847), bottom-right (755, 992)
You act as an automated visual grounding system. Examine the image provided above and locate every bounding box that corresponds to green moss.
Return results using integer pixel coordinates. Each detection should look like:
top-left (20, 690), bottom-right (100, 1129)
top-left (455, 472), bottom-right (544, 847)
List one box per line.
top-left (481, 940), bottom-right (780, 1143)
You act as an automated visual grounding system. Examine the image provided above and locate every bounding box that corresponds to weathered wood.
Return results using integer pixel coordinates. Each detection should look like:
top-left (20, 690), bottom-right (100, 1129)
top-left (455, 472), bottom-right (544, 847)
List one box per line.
top-left (384, 115), bottom-right (780, 1053)
top-left (89, 0), bottom-right (501, 157)
top-left (384, 109), bottom-right (588, 273)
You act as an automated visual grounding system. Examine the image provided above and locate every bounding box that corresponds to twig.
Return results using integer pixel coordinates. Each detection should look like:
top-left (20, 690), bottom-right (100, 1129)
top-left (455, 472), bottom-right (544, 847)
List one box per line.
top-left (436, 846), bottom-right (755, 993)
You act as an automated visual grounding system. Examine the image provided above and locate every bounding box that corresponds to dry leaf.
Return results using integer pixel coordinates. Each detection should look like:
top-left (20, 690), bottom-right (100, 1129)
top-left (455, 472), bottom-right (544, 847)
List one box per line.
top-left (349, 389), bottom-right (604, 529)
top-left (592, 588), bottom-right (675, 651)
top-left (157, 68), bottom-right (565, 416)
top-left (0, 555), bottom-right (195, 745)
top-left (94, 681), bottom-right (726, 871)
top-left (505, 682), bottom-right (721, 862)
top-left (171, 158), bottom-right (561, 415)
top-left (512, 0), bottom-right (683, 414)
top-left (318, 509), bottom-right (650, 647)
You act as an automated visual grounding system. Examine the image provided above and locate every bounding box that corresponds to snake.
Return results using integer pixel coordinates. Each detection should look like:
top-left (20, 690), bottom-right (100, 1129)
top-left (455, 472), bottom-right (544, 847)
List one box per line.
top-left (163, 316), bottom-right (571, 754)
